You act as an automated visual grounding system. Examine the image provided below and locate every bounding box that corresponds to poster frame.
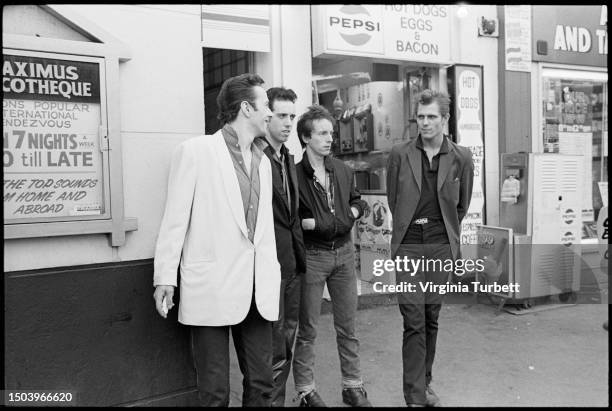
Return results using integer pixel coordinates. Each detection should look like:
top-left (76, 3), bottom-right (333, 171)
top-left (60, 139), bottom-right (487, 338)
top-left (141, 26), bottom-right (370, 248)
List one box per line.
top-left (3, 48), bottom-right (112, 224)
top-left (3, 28), bottom-right (137, 246)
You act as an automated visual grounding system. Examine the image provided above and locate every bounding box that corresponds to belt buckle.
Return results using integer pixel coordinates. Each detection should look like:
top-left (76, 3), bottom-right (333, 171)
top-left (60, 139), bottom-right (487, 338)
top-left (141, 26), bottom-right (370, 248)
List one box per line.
top-left (414, 217), bottom-right (428, 225)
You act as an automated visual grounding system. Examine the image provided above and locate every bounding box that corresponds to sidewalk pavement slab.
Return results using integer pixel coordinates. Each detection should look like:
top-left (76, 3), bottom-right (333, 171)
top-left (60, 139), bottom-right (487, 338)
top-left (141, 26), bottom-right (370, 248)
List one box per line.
top-left (228, 298), bottom-right (608, 407)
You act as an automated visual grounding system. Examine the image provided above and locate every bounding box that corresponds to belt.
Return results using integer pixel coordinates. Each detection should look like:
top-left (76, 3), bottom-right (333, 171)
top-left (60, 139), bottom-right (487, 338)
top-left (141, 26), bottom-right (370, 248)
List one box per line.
top-left (305, 236), bottom-right (350, 251)
top-left (411, 217), bottom-right (443, 225)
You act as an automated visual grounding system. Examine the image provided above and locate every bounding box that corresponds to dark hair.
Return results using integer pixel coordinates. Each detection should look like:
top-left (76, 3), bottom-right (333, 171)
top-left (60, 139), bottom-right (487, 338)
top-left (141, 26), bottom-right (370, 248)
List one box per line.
top-left (216, 73), bottom-right (265, 124)
top-left (415, 89), bottom-right (451, 117)
top-left (296, 105), bottom-right (335, 147)
top-left (267, 87), bottom-right (297, 111)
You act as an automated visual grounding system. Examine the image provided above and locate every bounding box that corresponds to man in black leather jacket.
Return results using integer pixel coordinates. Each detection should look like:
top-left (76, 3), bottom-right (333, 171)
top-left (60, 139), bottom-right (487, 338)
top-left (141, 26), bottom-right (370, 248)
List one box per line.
top-left (291, 105), bottom-right (372, 407)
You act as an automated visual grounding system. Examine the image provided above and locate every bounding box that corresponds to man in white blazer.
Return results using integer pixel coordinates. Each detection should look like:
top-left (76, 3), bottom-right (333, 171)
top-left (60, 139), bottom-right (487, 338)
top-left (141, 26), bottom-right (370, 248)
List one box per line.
top-left (153, 73), bottom-right (281, 406)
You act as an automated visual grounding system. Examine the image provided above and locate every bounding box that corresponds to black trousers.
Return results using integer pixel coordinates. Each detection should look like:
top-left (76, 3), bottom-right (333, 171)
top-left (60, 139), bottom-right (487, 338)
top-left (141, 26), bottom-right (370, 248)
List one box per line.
top-left (190, 296), bottom-right (274, 407)
top-left (271, 272), bottom-right (301, 407)
top-left (397, 221), bottom-right (452, 405)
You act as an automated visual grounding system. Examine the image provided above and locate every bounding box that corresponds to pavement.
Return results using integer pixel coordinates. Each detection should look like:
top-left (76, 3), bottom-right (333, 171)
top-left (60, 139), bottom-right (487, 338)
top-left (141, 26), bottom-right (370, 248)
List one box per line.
top-left (227, 289), bottom-right (609, 407)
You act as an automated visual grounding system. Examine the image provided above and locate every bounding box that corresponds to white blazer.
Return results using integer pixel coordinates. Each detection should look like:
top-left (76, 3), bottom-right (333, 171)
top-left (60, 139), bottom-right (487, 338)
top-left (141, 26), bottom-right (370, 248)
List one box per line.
top-left (153, 130), bottom-right (281, 326)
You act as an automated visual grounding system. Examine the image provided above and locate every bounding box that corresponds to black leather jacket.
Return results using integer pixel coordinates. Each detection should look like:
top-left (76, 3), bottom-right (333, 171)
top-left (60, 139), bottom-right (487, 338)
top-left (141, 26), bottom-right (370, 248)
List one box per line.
top-left (296, 152), bottom-right (367, 249)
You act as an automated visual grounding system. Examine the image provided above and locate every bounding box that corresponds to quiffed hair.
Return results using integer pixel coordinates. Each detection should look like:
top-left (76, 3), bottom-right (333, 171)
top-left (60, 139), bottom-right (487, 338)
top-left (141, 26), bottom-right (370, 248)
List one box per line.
top-left (416, 89), bottom-right (451, 117)
top-left (296, 104), bottom-right (335, 147)
top-left (216, 73), bottom-right (265, 124)
top-left (267, 87), bottom-right (297, 110)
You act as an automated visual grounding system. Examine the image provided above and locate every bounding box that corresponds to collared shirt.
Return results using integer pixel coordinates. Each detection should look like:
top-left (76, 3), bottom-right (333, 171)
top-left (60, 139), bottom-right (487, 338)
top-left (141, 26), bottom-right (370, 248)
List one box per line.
top-left (411, 135), bottom-right (449, 223)
top-left (296, 152), bottom-right (367, 249)
top-left (222, 124), bottom-right (262, 243)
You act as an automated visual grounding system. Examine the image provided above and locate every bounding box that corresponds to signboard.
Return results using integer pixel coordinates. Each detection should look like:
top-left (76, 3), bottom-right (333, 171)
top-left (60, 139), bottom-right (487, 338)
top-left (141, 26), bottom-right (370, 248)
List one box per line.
top-left (504, 5), bottom-right (532, 72)
top-left (382, 5), bottom-right (451, 62)
top-left (532, 5), bottom-right (607, 67)
top-left (476, 225), bottom-right (514, 298)
top-left (312, 4), bottom-right (452, 64)
top-left (3, 51), bottom-right (107, 223)
top-left (356, 194), bottom-right (394, 284)
top-left (448, 65), bottom-right (485, 250)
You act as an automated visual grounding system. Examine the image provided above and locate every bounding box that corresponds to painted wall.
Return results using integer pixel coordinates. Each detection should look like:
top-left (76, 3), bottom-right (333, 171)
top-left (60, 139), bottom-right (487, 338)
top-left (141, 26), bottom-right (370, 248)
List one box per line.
top-left (256, 5), bottom-right (312, 162)
top-left (4, 5), bottom-right (205, 271)
top-left (5, 261), bottom-right (197, 406)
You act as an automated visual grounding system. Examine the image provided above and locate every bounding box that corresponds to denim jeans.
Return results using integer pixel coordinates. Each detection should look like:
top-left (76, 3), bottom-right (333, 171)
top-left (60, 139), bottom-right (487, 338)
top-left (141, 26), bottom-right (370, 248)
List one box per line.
top-left (270, 272), bottom-right (301, 407)
top-left (292, 241), bottom-right (362, 393)
top-left (190, 296), bottom-right (273, 407)
top-left (397, 222), bottom-right (452, 405)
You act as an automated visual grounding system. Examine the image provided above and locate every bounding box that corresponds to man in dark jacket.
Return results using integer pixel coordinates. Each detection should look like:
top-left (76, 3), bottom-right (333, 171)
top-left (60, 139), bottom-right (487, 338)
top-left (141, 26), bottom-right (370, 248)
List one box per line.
top-left (291, 105), bottom-right (372, 407)
top-left (386, 90), bottom-right (474, 407)
top-left (255, 87), bottom-right (306, 407)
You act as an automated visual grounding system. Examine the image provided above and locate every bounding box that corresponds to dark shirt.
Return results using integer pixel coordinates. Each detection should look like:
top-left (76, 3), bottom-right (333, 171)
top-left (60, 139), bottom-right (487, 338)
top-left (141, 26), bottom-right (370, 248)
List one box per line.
top-left (402, 135), bottom-right (449, 244)
top-left (296, 152), bottom-right (367, 250)
top-left (412, 135), bottom-right (449, 223)
top-left (222, 124), bottom-right (262, 244)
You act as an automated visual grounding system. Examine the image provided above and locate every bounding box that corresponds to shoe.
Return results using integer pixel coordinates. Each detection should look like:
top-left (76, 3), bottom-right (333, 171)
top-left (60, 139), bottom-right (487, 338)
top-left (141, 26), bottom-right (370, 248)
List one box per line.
top-left (425, 385), bottom-right (441, 407)
top-left (406, 404), bottom-right (425, 408)
top-left (297, 390), bottom-right (326, 407)
top-left (342, 387), bottom-right (372, 407)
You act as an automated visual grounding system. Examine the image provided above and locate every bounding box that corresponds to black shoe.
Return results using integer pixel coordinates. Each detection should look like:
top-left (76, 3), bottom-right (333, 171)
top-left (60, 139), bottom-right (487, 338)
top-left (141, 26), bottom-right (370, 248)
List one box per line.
top-left (342, 387), bottom-right (372, 407)
top-left (425, 385), bottom-right (441, 407)
top-left (297, 390), bottom-right (326, 407)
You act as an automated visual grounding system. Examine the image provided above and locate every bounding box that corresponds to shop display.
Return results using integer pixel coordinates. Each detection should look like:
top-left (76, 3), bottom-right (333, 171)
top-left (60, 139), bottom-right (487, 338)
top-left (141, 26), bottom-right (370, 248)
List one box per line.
top-left (541, 73), bottom-right (608, 235)
top-left (347, 81), bottom-right (406, 152)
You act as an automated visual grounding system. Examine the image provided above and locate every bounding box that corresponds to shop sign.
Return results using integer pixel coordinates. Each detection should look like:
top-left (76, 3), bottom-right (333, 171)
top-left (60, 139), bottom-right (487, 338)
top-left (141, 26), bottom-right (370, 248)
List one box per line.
top-left (448, 65), bottom-right (485, 248)
top-left (323, 5), bottom-right (384, 55)
top-left (532, 5), bottom-right (607, 67)
top-left (312, 5), bottom-right (452, 64)
top-left (382, 5), bottom-right (451, 62)
top-left (3, 53), bottom-right (106, 223)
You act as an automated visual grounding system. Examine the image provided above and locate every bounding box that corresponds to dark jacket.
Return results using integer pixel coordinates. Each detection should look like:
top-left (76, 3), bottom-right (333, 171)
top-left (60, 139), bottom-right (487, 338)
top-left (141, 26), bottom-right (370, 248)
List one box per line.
top-left (256, 138), bottom-right (306, 277)
top-left (296, 151), bottom-right (367, 249)
top-left (386, 135), bottom-right (474, 260)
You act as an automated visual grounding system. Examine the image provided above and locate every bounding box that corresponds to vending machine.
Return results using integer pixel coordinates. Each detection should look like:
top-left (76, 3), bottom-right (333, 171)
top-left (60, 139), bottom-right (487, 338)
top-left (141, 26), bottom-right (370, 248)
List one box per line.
top-left (491, 153), bottom-right (584, 304)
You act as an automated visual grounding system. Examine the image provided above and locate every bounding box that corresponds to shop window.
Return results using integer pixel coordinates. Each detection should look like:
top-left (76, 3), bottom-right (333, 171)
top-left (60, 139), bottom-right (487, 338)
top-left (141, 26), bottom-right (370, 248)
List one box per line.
top-left (312, 58), bottom-right (440, 193)
top-left (203, 47), bottom-right (252, 134)
top-left (540, 68), bottom-right (608, 240)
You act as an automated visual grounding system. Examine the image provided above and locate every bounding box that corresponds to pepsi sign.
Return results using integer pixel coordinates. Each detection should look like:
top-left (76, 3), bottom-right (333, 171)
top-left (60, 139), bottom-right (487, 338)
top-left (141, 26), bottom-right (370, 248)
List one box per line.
top-left (324, 5), bottom-right (384, 54)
